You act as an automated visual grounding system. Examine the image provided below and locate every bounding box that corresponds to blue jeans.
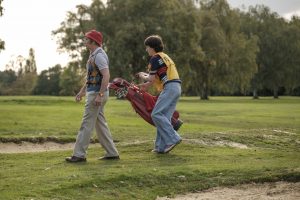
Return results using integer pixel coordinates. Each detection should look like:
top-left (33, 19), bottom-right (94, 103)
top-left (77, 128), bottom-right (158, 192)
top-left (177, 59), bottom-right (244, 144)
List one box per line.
top-left (151, 82), bottom-right (182, 152)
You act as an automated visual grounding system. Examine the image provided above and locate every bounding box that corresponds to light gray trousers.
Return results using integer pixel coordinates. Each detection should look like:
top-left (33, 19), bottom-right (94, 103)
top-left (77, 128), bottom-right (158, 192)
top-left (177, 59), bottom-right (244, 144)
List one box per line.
top-left (73, 91), bottom-right (119, 158)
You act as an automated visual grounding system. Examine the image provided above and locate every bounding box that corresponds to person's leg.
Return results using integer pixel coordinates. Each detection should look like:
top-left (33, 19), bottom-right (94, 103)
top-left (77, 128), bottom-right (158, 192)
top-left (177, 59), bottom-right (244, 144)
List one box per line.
top-left (152, 82), bottom-right (181, 152)
top-left (153, 130), bottom-right (165, 153)
top-left (73, 93), bottom-right (99, 158)
top-left (95, 91), bottom-right (119, 157)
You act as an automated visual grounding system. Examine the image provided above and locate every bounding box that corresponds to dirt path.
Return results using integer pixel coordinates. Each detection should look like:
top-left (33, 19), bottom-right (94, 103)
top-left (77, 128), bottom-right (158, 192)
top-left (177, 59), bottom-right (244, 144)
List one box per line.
top-left (156, 181), bottom-right (300, 200)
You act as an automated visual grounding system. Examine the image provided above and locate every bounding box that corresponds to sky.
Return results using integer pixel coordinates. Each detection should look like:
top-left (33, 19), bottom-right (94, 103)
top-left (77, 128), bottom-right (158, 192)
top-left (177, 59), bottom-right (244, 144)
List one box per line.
top-left (0, 0), bottom-right (92, 73)
top-left (0, 0), bottom-right (300, 73)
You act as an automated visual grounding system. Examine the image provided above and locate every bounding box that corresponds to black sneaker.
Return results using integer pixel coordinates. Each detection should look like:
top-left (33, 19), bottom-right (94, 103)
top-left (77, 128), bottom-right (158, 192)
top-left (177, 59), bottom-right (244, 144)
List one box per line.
top-left (98, 156), bottom-right (120, 160)
top-left (151, 149), bottom-right (165, 154)
top-left (173, 119), bottom-right (183, 131)
top-left (65, 156), bottom-right (86, 163)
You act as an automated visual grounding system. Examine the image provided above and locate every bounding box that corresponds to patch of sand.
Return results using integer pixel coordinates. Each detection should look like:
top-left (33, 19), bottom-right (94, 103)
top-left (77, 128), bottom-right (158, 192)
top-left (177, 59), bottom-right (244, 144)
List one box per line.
top-left (183, 139), bottom-right (249, 149)
top-left (0, 141), bottom-right (156, 154)
top-left (0, 142), bottom-right (98, 153)
top-left (156, 181), bottom-right (300, 200)
top-left (0, 139), bottom-right (249, 154)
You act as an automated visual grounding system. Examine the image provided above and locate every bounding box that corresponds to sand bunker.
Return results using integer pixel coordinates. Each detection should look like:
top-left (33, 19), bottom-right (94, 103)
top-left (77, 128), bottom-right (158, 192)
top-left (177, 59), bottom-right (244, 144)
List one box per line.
top-left (157, 181), bottom-right (300, 200)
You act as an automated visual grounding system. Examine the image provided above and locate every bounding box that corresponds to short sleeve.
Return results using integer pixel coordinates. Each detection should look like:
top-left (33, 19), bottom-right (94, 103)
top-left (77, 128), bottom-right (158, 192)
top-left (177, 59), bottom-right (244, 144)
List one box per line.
top-left (94, 53), bottom-right (109, 70)
top-left (149, 55), bottom-right (166, 75)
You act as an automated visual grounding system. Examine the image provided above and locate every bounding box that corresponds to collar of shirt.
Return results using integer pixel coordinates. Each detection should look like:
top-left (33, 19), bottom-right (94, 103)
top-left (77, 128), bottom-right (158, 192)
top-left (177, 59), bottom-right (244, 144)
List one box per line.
top-left (90, 47), bottom-right (102, 58)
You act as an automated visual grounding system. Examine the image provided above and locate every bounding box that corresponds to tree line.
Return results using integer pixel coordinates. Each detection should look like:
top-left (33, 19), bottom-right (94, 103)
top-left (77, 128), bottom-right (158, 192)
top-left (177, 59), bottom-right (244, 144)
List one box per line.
top-left (0, 48), bottom-right (84, 96)
top-left (1, 0), bottom-right (300, 99)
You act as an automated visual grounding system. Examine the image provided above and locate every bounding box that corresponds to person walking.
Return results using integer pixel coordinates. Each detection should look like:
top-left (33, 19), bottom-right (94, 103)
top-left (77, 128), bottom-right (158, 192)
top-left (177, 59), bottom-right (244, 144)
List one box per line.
top-left (66, 30), bottom-right (119, 162)
top-left (137, 35), bottom-right (182, 154)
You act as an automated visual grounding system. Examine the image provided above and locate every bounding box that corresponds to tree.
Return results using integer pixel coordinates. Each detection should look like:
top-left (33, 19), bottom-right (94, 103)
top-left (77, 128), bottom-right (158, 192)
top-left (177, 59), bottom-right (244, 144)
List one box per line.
top-left (243, 5), bottom-right (290, 98)
top-left (0, 70), bottom-right (17, 95)
top-left (283, 16), bottom-right (300, 95)
top-left (52, 1), bottom-right (104, 67)
top-left (195, 8), bottom-right (225, 99)
top-left (240, 10), bottom-right (262, 98)
top-left (54, 0), bottom-right (205, 95)
top-left (59, 61), bottom-right (85, 96)
top-left (226, 33), bottom-right (259, 95)
top-left (2, 49), bottom-right (38, 95)
top-left (33, 65), bottom-right (62, 95)
top-left (197, 0), bottom-right (258, 99)
top-left (9, 72), bottom-right (37, 95)
top-left (25, 48), bottom-right (37, 73)
top-left (0, 0), bottom-right (3, 16)
top-left (162, 0), bottom-right (204, 97)
top-left (53, 0), bottom-right (298, 98)
top-left (4, 55), bottom-right (25, 74)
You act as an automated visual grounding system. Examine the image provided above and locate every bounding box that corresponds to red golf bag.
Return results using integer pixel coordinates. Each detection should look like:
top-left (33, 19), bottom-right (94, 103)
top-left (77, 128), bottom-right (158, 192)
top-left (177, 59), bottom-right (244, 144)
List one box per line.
top-left (109, 78), bottom-right (183, 131)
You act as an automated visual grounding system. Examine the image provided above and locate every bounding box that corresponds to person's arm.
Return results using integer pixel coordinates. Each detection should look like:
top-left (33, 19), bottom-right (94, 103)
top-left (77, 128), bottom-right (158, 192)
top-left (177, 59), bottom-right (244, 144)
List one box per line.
top-left (94, 68), bottom-right (109, 106)
top-left (93, 52), bottom-right (110, 106)
top-left (99, 68), bottom-right (110, 94)
top-left (138, 74), bottom-right (155, 91)
top-left (136, 72), bottom-right (149, 82)
top-left (75, 84), bottom-right (87, 102)
top-left (138, 55), bottom-right (162, 91)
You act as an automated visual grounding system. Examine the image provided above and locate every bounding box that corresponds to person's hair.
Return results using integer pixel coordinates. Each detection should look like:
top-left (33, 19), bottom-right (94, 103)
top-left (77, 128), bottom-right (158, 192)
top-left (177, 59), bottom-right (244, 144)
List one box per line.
top-left (144, 35), bottom-right (164, 52)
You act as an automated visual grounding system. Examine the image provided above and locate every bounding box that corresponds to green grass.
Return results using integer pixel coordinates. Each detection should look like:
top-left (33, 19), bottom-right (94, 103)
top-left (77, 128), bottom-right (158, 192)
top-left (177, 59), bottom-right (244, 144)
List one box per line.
top-left (0, 96), bottom-right (299, 199)
top-left (0, 96), bottom-right (299, 140)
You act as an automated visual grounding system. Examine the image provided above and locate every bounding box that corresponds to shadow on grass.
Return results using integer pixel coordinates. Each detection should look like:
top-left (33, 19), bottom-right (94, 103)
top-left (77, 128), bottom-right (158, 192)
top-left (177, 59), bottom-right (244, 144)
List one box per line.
top-left (153, 153), bottom-right (189, 166)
